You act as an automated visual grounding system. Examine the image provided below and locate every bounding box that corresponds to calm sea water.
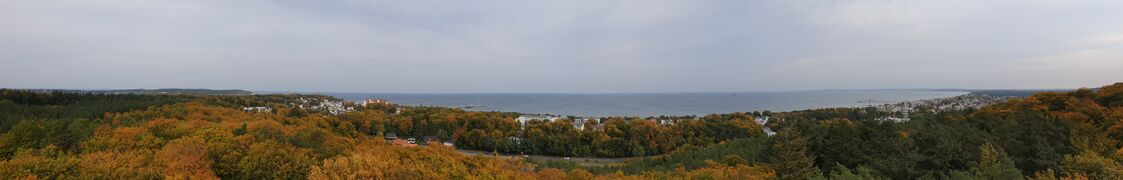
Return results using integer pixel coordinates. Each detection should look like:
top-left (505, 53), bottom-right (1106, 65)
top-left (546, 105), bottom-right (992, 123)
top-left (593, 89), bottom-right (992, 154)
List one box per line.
top-left (319, 90), bottom-right (967, 117)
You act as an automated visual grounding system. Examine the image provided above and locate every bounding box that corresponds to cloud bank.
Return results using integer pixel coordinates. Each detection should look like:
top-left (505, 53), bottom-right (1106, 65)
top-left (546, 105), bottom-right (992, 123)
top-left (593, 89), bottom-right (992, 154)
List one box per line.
top-left (2, 0), bottom-right (1122, 93)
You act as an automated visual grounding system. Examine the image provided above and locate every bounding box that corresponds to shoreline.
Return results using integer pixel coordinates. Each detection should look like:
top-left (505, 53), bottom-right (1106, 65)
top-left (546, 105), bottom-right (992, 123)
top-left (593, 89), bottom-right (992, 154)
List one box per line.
top-left (330, 90), bottom-right (970, 117)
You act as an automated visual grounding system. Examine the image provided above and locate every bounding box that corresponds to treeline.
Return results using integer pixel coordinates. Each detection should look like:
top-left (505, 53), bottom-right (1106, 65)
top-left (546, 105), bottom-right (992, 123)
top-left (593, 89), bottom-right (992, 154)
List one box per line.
top-left (332, 106), bottom-right (765, 157)
top-left (582, 83), bottom-right (1123, 179)
top-left (588, 137), bottom-right (771, 174)
top-left (0, 89), bottom-right (191, 157)
top-left (0, 89), bottom-right (774, 179)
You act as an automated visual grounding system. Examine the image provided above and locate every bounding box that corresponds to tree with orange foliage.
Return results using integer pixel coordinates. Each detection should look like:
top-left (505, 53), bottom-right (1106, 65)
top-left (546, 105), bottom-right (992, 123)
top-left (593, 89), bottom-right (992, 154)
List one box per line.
top-left (157, 137), bottom-right (218, 179)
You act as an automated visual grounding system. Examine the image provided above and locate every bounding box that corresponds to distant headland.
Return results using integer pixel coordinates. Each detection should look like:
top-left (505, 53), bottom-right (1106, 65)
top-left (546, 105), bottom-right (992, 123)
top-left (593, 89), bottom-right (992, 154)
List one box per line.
top-left (16, 88), bottom-right (254, 95)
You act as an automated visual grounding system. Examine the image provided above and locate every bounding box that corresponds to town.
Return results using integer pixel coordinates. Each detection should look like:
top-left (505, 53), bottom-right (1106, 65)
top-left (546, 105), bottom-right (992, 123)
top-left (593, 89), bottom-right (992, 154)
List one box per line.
top-left (868, 94), bottom-right (1016, 122)
top-left (243, 95), bottom-right (1010, 149)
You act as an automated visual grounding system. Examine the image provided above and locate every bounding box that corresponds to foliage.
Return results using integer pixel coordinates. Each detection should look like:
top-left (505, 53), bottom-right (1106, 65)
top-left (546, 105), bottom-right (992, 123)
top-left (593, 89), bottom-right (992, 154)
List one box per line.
top-left (971, 142), bottom-right (1022, 179)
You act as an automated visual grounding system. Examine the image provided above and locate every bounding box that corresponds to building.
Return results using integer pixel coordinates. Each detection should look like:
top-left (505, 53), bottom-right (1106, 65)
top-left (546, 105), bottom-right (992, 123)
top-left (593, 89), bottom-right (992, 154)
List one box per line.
top-left (516, 115), bottom-right (560, 128)
top-left (572, 118), bottom-right (590, 131)
top-left (657, 119), bottom-right (675, 126)
top-left (763, 126), bottom-right (777, 136)
top-left (753, 116), bottom-right (769, 125)
top-left (243, 106), bottom-right (272, 113)
top-left (362, 99), bottom-right (390, 106)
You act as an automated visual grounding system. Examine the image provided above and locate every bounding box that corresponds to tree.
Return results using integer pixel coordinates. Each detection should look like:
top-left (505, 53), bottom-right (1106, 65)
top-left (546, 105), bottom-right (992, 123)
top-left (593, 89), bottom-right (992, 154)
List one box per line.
top-left (720, 155), bottom-right (747, 166)
top-left (157, 137), bottom-right (218, 179)
top-left (829, 164), bottom-right (884, 180)
top-left (237, 141), bottom-right (314, 180)
top-left (770, 129), bottom-right (820, 180)
top-left (971, 142), bottom-right (1021, 179)
top-left (76, 151), bottom-right (162, 179)
top-left (1061, 151), bottom-right (1123, 179)
top-left (536, 168), bottom-right (568, 180)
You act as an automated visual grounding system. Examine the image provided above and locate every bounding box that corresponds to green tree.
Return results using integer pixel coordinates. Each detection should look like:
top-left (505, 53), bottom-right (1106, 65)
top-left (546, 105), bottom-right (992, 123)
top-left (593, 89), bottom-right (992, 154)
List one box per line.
top-left (1061, 151), bottom-right (1123, 179)
top-left (829, 164), bottom-right (884, 180)
top-left (971, 142), bottom-right (1021, 179)
top-left (770, 129), bottom-right (820, 180)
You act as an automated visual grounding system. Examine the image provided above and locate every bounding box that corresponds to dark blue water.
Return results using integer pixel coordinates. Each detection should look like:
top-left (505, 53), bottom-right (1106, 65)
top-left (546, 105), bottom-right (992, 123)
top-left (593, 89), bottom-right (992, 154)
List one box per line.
top-left (318, 90), bottom-right (966, 117)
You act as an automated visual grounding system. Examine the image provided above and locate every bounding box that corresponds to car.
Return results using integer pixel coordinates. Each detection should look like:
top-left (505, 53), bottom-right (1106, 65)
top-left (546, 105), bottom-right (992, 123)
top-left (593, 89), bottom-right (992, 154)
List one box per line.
top-left (406, 138), bottom-right (417, 144)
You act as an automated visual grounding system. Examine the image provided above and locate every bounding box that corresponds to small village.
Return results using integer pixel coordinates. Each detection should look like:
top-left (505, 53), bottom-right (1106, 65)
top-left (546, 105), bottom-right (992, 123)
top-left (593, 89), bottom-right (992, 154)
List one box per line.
top-left (241, 97), bottom-right (395, 115)
top-left (240, 94), bottom-right (1008, 149)
top-left (869, 94), bottom-right (1015, 122)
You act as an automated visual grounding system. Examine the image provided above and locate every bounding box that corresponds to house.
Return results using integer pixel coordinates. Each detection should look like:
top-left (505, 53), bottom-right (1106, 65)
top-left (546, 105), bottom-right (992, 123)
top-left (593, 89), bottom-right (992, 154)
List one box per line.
top-left (362, 99), bottom-right (390, 106)
top-left (645, 118), bottom-right (675, 125)
top-left (657, 119), bottom-right (675, 126)
top-left (572, 119), bottom-right (587, 131)
top-left (384, 132), bottom-right (398, 140)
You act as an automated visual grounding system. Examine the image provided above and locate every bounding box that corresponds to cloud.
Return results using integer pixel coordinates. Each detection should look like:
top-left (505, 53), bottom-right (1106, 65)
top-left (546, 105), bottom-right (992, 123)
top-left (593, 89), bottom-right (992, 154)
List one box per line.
top-left (1, 0), bottom-right (1121, 92)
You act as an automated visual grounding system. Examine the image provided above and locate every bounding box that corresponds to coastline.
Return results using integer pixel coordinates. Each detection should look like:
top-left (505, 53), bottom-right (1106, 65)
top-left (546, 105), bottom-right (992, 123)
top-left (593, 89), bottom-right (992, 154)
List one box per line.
top-left (325, 89), bottom-right (969, 117)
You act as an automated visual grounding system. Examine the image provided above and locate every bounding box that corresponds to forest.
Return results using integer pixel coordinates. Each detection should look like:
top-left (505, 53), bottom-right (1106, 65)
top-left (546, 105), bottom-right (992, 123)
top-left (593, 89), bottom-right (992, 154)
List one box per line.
top-left (1, 82), bottom-right (1121, 179)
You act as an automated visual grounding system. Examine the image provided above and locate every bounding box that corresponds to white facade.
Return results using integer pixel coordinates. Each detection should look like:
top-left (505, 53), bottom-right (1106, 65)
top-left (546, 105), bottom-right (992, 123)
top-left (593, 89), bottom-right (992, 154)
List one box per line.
top-left (243, 106), bottom-right (272, 113)
top-left (516, 115), bottom-right (560, 128)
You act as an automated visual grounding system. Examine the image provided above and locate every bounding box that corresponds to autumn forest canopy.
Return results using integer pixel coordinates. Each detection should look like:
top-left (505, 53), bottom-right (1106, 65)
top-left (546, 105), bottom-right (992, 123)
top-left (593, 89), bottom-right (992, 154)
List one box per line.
top-left (2, 83), bottom-right (1123, 179)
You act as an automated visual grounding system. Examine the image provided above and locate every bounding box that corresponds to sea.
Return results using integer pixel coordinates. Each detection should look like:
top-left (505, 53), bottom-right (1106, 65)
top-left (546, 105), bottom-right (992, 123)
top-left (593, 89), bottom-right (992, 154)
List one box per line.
top-left (317, 90), bottom-right (968, 117)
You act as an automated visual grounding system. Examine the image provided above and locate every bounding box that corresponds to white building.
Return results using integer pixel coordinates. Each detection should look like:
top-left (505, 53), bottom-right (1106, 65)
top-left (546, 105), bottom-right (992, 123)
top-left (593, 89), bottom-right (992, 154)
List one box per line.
top-left (754, 116), bottom-right (777, 136)
top-left (243, 106), bottom-right (272, 113)
top-left (753, 116), bottom-right (769, 125)
top-left (516, 115), bottom-right (560, 128)
top-left (763, 127), bottom-right (777, 136)
top-left (573, 118), bottom-right (595, 131)
top-left (657, 119), bottom-right (675, 126)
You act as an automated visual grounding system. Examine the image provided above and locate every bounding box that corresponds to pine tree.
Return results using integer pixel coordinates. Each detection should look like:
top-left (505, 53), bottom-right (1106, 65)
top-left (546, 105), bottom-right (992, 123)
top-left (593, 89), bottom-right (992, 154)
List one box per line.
top-left (770, 129), bottom-right (821, 180)
top-left (971, 142), bottom-right (1022, 179)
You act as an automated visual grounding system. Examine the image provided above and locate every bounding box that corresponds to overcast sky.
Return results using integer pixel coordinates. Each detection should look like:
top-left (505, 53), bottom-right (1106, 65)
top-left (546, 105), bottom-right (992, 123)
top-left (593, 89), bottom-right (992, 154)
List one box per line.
top-left (2, 0), bottom-right (1122, 93)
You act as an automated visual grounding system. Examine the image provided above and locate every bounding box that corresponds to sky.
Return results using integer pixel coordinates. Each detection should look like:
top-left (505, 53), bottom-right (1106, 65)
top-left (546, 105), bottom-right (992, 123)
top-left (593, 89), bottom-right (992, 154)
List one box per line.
top-left (2, 0), bottom-right (1122, 93)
